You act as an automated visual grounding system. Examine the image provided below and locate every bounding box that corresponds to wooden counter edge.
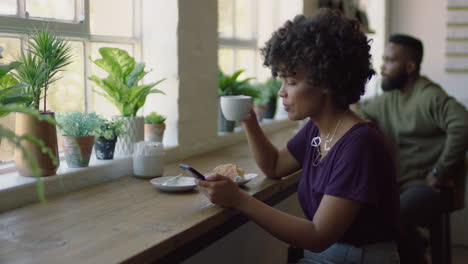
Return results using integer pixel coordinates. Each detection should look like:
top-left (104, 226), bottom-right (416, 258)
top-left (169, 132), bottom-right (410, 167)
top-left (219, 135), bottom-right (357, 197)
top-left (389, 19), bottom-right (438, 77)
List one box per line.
top-left (123, 172), bottom-right (301, 264)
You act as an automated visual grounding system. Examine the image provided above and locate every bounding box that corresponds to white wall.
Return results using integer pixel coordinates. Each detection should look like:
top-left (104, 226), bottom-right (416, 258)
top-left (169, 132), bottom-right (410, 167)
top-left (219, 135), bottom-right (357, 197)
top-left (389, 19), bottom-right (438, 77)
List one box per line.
top-left (389, 0), bottom-right (468, 106)
top-left (389, 0), bottom-right (468, 246)
top-left (142, 0), bottom-right (180, 147)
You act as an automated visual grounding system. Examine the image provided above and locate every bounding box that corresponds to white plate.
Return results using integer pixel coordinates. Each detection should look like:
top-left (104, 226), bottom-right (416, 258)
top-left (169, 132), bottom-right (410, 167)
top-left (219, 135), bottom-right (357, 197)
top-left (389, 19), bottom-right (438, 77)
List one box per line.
top-left (151, 176), bottom-right (196, 192)
top-left (150, 173), bottom-right (258, 192)
top-left (234, 173), bottom-right (258, 186)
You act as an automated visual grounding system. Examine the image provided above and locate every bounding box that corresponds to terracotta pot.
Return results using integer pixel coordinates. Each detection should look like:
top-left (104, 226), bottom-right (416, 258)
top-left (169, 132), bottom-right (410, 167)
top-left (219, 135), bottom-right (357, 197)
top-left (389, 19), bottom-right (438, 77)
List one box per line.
top-left (144, 123), bottom-right (166, 142)
top-left (14, 112), bottom-right (59, 177)
top-left (62, 135), bottom-right (95, 168)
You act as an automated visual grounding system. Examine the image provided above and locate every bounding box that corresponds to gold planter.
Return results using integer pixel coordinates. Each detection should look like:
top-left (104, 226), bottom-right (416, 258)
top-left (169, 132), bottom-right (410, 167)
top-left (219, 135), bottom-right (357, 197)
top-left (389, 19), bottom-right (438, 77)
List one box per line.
top-left (14, 112), bottom-right (59, 177)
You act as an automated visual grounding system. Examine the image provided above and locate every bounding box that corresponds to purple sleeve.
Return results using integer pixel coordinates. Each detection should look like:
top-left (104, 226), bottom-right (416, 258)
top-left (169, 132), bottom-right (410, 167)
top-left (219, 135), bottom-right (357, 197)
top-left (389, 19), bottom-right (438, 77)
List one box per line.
top-left (324, 131), bottom-right (378, 205)
top-left (287, 121), bottom-right (311, 166)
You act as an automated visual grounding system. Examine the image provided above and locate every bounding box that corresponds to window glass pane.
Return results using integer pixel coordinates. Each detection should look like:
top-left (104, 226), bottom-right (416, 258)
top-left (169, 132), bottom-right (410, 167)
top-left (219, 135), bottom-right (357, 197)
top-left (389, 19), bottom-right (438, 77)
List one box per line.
top-left (218, 48), bottom-right (234, 75)
top-left (46, 41), bottom-right (85, 112)
top-left (237, 49), bottom-right (256, 79)
top-left (0, 0), bottom-right (17, 15)
top-left (90, 42), bottom-right (134, 118)
top-left (235, 0), bottom-right (255, 39)
top-left (90, 0), bottom-right (133, 37)
top-left (0, 36), bottom-right (21, 64)
top-left (218, 0), bottom-right (234, 37)
top-left (26, 0), bottom-right (75, 21)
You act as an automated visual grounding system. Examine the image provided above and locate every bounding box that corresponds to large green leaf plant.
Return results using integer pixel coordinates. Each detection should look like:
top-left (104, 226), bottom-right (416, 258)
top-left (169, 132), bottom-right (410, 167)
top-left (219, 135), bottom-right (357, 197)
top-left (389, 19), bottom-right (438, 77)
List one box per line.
top-left (218, 69), bottom-right (260, 99)
top-left (89, 48), bottom-right (166, 117)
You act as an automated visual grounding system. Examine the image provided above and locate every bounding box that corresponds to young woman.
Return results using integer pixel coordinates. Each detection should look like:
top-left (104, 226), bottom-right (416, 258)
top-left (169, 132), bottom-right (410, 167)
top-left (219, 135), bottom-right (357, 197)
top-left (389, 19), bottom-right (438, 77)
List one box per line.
top-left (197, 9), bottom-right (400, 264)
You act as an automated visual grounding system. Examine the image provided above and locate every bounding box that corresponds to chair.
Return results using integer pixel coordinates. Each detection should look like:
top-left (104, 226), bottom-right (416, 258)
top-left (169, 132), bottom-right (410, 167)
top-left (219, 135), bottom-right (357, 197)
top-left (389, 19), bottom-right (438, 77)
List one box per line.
top-left (429, 158), bottom-right (467, 264)
top-left (287, 246), bottom-right (303, 264)
top-left (429, 187), bottom-right (453, 264)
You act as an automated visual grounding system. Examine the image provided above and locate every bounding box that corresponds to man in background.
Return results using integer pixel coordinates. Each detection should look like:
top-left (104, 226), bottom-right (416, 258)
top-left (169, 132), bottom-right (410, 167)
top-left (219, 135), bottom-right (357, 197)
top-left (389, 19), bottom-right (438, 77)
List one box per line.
top-left (359, 34), bottom-right (468, 264)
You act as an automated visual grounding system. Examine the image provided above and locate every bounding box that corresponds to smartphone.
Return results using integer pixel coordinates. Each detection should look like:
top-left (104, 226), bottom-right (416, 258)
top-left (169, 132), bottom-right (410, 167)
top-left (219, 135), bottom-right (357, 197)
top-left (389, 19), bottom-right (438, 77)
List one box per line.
top-left (179, 164), bottom-right (206, 180)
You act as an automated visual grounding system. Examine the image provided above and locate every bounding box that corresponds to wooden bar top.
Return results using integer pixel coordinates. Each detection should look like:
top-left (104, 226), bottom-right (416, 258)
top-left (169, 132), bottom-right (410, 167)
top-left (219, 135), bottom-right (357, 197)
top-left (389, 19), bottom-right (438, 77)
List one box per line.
top-left (0, 128), bottom-right (300, 264)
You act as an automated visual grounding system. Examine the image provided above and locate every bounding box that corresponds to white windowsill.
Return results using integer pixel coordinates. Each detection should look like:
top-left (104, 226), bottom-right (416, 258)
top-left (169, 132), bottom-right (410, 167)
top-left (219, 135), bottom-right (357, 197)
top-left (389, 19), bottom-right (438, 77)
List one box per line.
top-left (0, 119), bottom-right (297, 213)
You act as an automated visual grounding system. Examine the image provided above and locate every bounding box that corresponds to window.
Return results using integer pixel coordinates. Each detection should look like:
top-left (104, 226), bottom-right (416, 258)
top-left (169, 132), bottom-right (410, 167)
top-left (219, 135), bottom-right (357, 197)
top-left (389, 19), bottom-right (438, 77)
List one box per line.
top-left (359, 0), bottom-right (387, 99)
top-left (0, 0), bottom-right (142, 162)
top-left (218, 0), bottom-right (302, 124)
top-left (218, 0), bottom-right (258, 79)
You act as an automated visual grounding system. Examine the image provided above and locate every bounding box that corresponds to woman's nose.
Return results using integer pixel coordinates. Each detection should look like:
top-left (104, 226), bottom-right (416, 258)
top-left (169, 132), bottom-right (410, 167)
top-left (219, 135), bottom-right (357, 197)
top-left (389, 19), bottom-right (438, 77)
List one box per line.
top-left (278, 85), bottom-right (286, 98)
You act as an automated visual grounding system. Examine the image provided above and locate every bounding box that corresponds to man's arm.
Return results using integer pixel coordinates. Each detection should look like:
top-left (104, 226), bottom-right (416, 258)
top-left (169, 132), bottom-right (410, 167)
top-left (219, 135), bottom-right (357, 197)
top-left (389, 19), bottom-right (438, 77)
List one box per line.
top-left (428, 92), bottom-right (468, 180)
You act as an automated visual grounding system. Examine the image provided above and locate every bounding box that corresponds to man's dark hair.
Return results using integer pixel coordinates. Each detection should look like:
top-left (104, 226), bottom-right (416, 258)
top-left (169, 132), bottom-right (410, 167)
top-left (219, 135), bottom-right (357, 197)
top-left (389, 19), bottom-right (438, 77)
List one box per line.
top-left (389, 34), bottom-right (424, 67)
top-left (260, 8), bottom-right (375, 109)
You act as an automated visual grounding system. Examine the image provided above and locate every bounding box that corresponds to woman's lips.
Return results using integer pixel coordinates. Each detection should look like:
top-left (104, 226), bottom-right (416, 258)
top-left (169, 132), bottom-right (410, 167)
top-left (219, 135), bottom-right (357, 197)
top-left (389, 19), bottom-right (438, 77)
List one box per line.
top-left (283, 104), bottom-right (291, 112)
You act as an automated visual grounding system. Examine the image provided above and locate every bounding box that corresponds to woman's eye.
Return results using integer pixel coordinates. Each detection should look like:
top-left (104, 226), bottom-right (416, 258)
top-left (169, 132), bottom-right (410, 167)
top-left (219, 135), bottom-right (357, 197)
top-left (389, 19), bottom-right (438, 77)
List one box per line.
top-left (287, 82), bottom-right (296, 86)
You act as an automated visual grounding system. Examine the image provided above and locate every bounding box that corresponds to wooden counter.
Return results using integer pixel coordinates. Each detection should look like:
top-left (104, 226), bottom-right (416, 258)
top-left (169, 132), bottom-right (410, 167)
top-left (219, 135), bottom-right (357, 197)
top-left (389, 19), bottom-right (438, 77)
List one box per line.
top-left (0, 128), bottom-right (300, 264)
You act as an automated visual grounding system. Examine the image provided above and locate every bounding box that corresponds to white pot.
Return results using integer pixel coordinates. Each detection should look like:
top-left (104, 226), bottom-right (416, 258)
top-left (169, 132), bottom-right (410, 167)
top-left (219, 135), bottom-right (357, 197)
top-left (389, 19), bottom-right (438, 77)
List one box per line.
top-left (115, 116), bottom-right (144, 156)
top-left (133, 154), bottom-right (164, 178)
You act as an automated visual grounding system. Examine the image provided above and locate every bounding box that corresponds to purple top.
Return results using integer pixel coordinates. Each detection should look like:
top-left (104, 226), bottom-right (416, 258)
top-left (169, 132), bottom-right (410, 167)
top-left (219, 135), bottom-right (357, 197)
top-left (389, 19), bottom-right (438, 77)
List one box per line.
top-left (288, 120), bottom-right (399, 246)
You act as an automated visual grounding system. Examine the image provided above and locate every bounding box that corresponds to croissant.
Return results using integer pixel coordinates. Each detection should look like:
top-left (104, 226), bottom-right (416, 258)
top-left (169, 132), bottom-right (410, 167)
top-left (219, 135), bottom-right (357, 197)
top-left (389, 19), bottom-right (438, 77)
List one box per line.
top-left (212, 163), bottom-right (245, 180)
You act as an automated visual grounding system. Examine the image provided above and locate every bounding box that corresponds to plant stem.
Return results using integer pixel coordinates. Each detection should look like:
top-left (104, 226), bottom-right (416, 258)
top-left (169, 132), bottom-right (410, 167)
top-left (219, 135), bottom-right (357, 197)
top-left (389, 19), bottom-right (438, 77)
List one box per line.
top-left (44, 79), bottom-right (48, 112)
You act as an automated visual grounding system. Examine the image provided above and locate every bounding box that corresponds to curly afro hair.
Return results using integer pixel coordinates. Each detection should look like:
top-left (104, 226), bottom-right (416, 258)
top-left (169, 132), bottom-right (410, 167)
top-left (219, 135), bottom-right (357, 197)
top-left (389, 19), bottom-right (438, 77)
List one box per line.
top-left (260, 8), bottom-right (375, 109)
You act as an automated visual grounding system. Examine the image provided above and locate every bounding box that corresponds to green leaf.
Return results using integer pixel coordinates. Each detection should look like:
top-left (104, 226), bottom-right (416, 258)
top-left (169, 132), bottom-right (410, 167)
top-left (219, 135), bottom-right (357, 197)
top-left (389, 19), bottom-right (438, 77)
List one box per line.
top-left (97, 47), bottom-right (135, 79)
top-left (89, 47), bottom-right (166, 116)
top-left (125, 63), bottom-right (146, 87)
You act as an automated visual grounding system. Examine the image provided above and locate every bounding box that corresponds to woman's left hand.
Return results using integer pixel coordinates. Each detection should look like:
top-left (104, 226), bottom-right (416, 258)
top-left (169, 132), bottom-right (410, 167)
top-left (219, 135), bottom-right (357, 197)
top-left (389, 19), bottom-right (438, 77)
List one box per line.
top-left (196, 173), bottom-right (243, 208)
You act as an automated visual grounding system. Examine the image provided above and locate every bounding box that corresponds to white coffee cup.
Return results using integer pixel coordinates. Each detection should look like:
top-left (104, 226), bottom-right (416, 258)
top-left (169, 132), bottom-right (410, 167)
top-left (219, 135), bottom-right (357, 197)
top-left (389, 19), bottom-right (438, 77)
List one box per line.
top-left (220, 95), bottom-right (253, 121)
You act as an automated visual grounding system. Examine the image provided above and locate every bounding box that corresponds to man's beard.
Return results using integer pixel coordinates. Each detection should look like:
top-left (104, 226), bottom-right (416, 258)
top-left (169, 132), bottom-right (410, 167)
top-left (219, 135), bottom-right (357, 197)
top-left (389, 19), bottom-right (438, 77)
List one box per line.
top-left (381, 73), bottom-right (408, 91)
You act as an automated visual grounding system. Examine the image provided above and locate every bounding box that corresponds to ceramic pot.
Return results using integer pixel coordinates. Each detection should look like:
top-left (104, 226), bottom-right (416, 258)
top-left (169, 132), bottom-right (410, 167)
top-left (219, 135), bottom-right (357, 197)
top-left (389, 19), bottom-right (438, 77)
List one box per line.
top-left (264, 97), bottom-right (277, 119)
top-left (94, 137), bottom-right (117, 160)
top-left (115, 116), bottom-right (144, 156)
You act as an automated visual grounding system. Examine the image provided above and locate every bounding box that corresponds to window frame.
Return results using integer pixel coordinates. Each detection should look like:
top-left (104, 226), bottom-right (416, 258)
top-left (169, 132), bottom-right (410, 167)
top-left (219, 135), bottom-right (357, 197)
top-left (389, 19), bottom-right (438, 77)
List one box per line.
top-left (0, 0), bottom-right (142, 113)
top-left (0, 0), bottom-right (143, 163)
top-left (218, 0), bottom-right (258, 76)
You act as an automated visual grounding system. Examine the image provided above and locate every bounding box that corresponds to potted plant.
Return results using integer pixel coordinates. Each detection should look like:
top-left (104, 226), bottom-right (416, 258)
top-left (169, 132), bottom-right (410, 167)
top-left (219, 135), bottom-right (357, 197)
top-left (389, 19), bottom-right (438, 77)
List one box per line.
top-left (89, 47), bottom-right (166, 155)
top-left (93, 117), bottom-right (125, 160)
top-left (13, 28), bottom-right (72, 176)
top-left (252, 83), bottom-right (270, 122)
top-left (218, 69), bottom-right (259, 132)
top-left (0, 62), bottom-right (31, 147)
top-left (56, 111), bottom-right (102, 168)
top-left (0, 105), bottom-right (58, 201)
top-left (144, 112), bottom-right (166, 142)
top-left (263, 78), bottom-right (281, 119)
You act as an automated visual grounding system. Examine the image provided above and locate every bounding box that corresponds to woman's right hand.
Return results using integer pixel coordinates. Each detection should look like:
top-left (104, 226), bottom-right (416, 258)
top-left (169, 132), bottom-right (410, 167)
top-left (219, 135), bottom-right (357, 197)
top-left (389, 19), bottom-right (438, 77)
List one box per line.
top-left (240, 109), bottom-right (258, 127)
